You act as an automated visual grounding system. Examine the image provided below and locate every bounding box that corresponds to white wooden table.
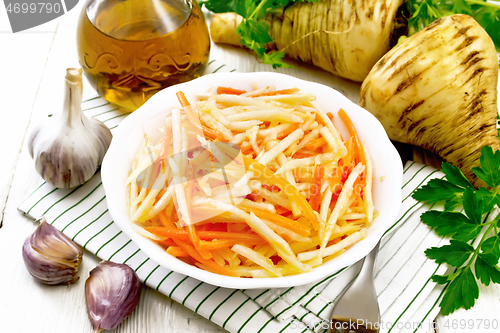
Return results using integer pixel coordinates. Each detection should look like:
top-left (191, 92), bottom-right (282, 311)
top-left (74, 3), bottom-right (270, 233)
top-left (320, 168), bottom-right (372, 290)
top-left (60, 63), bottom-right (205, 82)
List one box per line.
top-left (1, 2), bottom-right (499, 333)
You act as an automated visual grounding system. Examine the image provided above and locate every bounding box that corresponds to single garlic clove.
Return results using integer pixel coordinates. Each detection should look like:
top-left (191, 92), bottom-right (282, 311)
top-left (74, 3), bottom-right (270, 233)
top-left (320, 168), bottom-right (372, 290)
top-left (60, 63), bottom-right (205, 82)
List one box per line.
top-left (28, 68), bottom-right (113, 188)
top-left (22, 217), bottom-right (83, 285)
top-left (85, 261), bottom-right (142, 332)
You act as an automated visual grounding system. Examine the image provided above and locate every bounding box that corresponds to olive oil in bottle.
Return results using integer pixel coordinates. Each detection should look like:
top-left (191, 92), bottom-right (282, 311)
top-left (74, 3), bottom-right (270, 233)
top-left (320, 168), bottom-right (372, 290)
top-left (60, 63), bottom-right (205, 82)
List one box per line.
top-left (76, 0), bottom-right (210, 112)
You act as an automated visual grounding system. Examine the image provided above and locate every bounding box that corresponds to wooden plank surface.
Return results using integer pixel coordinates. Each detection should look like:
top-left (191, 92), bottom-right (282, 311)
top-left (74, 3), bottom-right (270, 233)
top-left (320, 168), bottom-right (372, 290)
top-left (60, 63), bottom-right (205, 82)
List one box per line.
top-left (0, 2), bottom-right (499, 333)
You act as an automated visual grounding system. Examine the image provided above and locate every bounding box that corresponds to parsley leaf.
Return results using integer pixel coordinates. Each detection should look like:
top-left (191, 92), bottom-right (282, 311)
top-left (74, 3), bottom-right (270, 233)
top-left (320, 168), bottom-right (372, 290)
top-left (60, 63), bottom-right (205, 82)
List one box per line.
top-left (474, 252), bottom-right (500, 286)
top-left (481, 233), bottom-right (500, 257)
top-left (243, 20), bottom-right (272, 44)
top-left (199, 0), bottom-right (237, 13)
top-left (412, 162), bottom-right (473, 210)
top-left (432, 268), bottom-right (463, 285)
top-left (451, 0), bottom-right (472, 14)
top-left (472, 146), bottom-right (500, 188)
top-left (476, 187), bottom-right (500, 212)
top-left (425, 240), bottom-right (474, 267)
top-left (431, 273), bottom-right (453, 285)
top-left (473, 6), bottom-right (500, 52)
top-left (406, 0), bottom-right (500, 52)
top-left (414, 146), bottom-right (500, 315)
top-left (439, 267), bottom-right (479, 315)
top-left (263, 50), bottom-right (293, 68)
top-left (407, 0), bottom-right (444, 34)
top-left (420, 210), bottom-right (482, 241)
top-left (200, 0), bottom-right (319, 68)
top-left (442, 162), bottom-right (474, 189)
top-left (463, 188), bottom-right (484, 224)
top-left (412, 178), bottom-right (465, 207)
top-left (234, 0), bottom-right (258, 18)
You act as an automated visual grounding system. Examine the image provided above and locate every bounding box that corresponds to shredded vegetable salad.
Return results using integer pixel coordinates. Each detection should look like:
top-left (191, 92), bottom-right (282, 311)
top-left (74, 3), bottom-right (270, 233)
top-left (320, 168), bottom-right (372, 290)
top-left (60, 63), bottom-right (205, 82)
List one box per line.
top-left (126, 85), bottom-right (375, 278)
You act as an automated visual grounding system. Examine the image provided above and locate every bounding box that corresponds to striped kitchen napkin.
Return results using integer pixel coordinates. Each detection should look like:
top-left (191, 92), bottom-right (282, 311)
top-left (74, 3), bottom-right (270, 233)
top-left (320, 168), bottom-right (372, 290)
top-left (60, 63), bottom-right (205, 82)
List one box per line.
top-left (18, 59), bottom-right (449, 333)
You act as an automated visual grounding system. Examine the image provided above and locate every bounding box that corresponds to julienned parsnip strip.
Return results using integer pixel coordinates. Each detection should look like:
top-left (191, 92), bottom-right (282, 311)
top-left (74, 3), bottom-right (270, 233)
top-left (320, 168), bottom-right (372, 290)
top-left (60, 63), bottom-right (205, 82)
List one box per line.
top-left (243, 155), bottom-right (320, 230)
top-left (247, 212), bottom-right (312, 273)
top-left (298, 229), bottom-right (367, 261)
top-left (257, 127), bottom-right (304, 166)
top-left (231, 244), bottom-right (282, 277)
top-left (318, 163), bottom-right (365, 259)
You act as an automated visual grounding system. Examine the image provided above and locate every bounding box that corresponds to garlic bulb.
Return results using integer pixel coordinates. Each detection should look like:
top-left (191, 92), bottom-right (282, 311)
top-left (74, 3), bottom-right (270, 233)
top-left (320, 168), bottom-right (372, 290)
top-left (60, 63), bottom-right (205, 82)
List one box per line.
top-left (22, 217), bottom-right (83, 285)
top-left (28, 68), bottom-right (113, 188)
top-left (85, 261), bottom-right (142, 332)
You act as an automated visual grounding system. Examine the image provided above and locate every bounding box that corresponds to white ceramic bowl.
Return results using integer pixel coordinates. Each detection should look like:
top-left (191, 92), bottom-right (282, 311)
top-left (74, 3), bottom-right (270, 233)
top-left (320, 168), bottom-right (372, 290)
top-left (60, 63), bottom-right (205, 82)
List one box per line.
top-left (101, 72), bottom-right (403, 289)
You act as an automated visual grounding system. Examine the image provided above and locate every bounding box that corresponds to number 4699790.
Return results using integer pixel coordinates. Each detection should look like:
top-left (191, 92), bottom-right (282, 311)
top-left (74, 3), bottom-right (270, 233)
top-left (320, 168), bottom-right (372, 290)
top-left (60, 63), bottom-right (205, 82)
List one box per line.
top-left (6, 2), bottom-right (62, 14)
top-left (443, 319), bottom-right (499, 330)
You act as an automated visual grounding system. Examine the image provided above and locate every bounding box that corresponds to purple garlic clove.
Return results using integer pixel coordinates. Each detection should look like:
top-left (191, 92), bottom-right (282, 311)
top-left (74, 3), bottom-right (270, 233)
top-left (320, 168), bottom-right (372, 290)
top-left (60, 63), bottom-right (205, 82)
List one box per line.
top-left (85, 261), bottom-right (142, 332)
top-left (22, 217), bottom-right (83, 285)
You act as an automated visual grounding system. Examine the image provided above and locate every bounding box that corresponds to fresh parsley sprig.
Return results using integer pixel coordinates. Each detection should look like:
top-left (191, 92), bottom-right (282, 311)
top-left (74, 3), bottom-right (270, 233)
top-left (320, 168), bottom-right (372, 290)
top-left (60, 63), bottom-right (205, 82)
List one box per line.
top-left (199, 0), bottom-right (317, 68)
top-left (407, 0), bottom-right (500, 51)
top-left (412, 146), bottom-right (500, 315)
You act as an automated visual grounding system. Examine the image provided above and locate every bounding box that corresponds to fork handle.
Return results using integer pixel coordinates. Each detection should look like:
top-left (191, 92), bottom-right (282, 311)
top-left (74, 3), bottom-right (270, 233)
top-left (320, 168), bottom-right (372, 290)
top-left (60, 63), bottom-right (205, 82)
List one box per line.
top-left (357, 241), bottom-right (380, 281)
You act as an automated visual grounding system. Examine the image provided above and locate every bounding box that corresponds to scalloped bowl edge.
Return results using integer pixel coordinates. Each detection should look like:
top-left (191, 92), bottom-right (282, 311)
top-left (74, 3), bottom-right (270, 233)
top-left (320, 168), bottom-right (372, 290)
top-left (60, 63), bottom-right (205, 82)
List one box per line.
top-left (101, 72), bottom-right (403, 289)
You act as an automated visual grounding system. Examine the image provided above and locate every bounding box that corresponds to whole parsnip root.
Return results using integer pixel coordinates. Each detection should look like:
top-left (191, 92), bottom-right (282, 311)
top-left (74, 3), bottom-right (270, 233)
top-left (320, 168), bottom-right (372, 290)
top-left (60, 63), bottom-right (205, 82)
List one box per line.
top-left (360, 14), bottom-right (499, 188)
top-left (210, 13), bottom-right (243, 47)
top-left (210, 0), bottom-right (404, 82)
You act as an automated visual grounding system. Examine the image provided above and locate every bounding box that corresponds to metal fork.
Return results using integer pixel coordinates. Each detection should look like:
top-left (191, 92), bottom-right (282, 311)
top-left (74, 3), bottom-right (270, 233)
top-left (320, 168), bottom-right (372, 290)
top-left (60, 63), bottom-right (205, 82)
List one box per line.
top-left (328, 241), bottom-right (380, 333)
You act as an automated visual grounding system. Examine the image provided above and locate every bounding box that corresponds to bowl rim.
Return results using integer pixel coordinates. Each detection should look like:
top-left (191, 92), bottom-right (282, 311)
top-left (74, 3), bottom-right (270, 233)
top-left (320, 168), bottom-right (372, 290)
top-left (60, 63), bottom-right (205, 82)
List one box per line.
top-left (101, 71), bottom-right (403, 289)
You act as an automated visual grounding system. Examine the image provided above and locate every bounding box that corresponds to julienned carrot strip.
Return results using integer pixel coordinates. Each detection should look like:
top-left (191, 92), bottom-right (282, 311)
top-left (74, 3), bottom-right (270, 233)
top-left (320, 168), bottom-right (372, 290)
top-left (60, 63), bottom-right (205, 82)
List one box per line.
top-left (199, 240), bottom-right (235, 250)
top-left (196, 223), bottom-right (214, 232)
top-left (305, 137), bottom-right (327, 151)
top-left (145, 227), bottom-right (265, 242)
top-left (217, 86), bottom-right (247, 95)
top-left (338, 109), bottom-right (366, 199)
top-left (159, 239), bottom-right (177, 247)
top-left (200, 231), bottom-right (264, 242)
top-left (176, 91), bottom-right (202, 131)
top-left (327, 166), bottom-right (343, 188)
top-left (157, 210), bottom-right (175, 228)
top-left (173, 239), bottom-right (239, 277)
top-left (198, 239), bottom-right (264, 250)
top-left (309, 165), bottom-right (323, 212)
top-left (240, 138), bottom-right (264, 154)
top-left (253, 88), bottom-right (300, 97)
top-left (353, 176), bottom-right (365, 199)
top-left (243, 155), bottom-right (319, 230)
top-left (226, 222), bottom-right (249, 233)
top-left (342, 138), bottom-right (353, 166)
top-left (315, 113), bottom-right (327, 127)
top-left (277, 124), bottom-right (300, 140)
top-left (338, 109), bottom-right (365, 166)
top-left (241, 207), bottom-right (310, 237)
top-left (185, 224), bottom-right (212, 260)
top-left (166, 246), bottom-right (188, 257)
top-left (203, 126), bottom-right (227, 141)
top-left (274, 206), bottom-right (291, 215)
top-left (178, 161), bottom-right (213, 260)
top-left (149, 228), bottom-right (189, 239)
top-left (293, 153), bottom-right (312, 159)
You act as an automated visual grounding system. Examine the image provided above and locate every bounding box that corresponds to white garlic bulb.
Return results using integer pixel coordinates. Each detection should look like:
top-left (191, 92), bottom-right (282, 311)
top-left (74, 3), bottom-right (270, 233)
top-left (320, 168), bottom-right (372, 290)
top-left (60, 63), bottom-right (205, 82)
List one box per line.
top-left (28, 68), bottom-right (112, 188)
